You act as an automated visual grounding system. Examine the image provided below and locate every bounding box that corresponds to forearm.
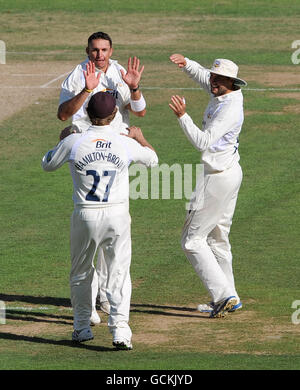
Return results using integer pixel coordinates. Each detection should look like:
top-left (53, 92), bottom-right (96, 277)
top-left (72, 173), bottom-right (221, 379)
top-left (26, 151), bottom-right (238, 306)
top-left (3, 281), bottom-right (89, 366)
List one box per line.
top-left (57, 88), bottom-right (91, 121)
top-left (178, 112), bottom-right (235, 152)
top-left (178, 113), bottom-right (209, 151)
top-left (125, 126), bottom-right (155, 152)
top-left (183, 58), bottom-right (211, 92)
top-left (128, 86), bottom-right (146, 117)
top-left (41, 144), bottom-right (69, 171)
top-left (135, 134), bottom-right (155, 152)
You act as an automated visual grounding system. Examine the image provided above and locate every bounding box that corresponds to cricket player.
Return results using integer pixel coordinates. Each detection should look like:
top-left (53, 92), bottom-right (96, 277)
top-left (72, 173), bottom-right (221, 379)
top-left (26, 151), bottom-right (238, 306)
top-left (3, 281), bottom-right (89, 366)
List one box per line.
top-left (57, 31), bottom-right (146, 132)
top-left (169, 54), bottom-right (246, 318)
top-left (57, 31), bottom-right (147, 321)
top-left (42, 92), bottom-right (158, 349)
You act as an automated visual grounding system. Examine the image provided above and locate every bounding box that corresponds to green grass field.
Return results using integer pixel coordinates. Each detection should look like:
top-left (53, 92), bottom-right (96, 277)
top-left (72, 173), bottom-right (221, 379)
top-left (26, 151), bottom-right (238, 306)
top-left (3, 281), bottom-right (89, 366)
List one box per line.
top-left (1, 0), bottom-right (300, 373)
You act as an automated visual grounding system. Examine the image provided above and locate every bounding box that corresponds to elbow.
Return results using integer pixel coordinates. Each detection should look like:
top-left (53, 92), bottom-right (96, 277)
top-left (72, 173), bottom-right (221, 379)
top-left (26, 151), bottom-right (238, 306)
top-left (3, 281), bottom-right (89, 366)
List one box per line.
top-left (190, 140), bottom-right (207, 152)
top-left (57, 111), bottom-right (68, 121)
top-left (153, 156), bottom-right (159, 167)
top-left (150, 151), bottom-right (159, 167)
top-left (197, 145), bottom-right (207, 152)
top-left (134, 108), bottom-right (146, 118)
top-left (41, 161), bottom-right (57, 172)
top-left (198, 143), bottom-right (209, 152)
top-left (41, 161), bottom-right (51, 172)
top-left (148, 157), bottom-right (158, 168)
top-left (57, 105), bottom-right (69, 121)
top-left (139, 109), bottom-right (146, 117)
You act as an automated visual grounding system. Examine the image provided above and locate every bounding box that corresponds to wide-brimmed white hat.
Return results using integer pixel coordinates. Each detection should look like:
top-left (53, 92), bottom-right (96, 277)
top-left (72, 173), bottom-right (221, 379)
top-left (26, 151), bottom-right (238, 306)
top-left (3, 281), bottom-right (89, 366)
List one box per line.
top-left (209, 59), bottom-right (247, 86)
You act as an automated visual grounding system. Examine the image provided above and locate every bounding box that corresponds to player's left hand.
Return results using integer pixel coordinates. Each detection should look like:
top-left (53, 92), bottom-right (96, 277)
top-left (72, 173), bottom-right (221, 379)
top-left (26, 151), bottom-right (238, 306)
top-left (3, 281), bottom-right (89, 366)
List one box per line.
top-left (120, 57), bottom-right (144, 90)
top-left (169, 95), bottom-right (186, 118)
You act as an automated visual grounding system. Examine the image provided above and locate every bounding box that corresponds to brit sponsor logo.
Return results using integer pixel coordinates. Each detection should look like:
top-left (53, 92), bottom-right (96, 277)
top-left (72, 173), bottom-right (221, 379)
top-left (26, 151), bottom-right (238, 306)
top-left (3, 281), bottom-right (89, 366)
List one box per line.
top-left (93, 138), bottom-right (112, 149)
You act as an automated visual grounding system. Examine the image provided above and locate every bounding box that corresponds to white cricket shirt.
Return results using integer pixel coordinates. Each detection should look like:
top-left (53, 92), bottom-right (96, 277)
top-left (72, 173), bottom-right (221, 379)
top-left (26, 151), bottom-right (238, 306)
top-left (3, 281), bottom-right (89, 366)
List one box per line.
top-left (59, 58), bottom-right (131, 133)
top-left (41, 125), bottom-right (158, 207)
top-left (178, 58), bottom-right (244, 173)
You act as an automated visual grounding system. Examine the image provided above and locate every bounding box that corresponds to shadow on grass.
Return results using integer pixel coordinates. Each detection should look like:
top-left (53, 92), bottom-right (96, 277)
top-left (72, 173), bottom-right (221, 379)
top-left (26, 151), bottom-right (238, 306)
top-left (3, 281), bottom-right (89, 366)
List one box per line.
top-left (0, 293), bottom-right (208, 319)
top-left (0, 295), bottom-right (209, 352)
top-left (130, 303), bottom-right (208, 319)
top-left (5, 309), bottom-right (72, 325)
top-left (0, 293), bottom-right (71, 307)
top-left (0, 332), bottom-right (115, 352)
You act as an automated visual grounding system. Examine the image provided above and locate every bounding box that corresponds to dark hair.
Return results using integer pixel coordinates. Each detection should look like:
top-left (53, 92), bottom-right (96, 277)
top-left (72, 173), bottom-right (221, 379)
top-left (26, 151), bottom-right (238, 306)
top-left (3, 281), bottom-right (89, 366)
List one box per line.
top-left (87, 31), bottom-right (112, 47)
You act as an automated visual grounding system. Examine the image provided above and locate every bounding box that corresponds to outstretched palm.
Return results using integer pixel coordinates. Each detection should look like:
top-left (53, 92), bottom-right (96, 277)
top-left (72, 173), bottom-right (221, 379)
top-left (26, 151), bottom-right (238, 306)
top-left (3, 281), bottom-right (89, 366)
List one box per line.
top-left (120, 57), bottom-right (144, 89)
top-left (83, 61), bottom-right (101, 90)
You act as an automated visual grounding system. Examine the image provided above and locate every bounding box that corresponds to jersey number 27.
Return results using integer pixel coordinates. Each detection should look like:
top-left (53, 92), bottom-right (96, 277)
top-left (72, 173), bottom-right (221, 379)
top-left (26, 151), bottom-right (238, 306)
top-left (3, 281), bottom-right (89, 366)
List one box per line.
top-left (86, 170), bottom-right (116, 202)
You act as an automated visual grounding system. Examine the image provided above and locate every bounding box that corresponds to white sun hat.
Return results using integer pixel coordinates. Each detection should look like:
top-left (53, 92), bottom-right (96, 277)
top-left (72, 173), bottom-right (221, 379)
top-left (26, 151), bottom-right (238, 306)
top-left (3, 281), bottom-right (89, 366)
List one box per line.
top-left (209, 59), bottom-right (247, 86)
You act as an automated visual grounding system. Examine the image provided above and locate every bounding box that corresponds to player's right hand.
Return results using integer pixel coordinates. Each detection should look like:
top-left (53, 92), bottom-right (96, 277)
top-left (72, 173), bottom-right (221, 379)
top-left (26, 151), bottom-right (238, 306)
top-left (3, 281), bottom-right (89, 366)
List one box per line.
top-left (170, 54), bottom-right (186, 68)
top-left (83, 60), bottom-right (101, 90)
top-left (59, 125), bottom-right (76, 141)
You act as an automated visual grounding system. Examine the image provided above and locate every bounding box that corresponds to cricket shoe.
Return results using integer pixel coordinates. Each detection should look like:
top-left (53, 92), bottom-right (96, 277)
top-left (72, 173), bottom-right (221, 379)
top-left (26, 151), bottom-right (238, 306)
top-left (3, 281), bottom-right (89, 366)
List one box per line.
top-left (197, 302), bottom-right (214, 313)
top-left (113, 338), bottom-right (133, 351)
top-left (197, 301), bottom-right (242, 313)
top-left (90, 309), bottom-right (101, 326)
top-left (210, 296), bottom-right (238, 318)
top-left (99, 301), bottom-right (111, 315)
top-left (228, 301), bottom-right (243, 312)
top-left (72, 327), bottom-right (94, 342)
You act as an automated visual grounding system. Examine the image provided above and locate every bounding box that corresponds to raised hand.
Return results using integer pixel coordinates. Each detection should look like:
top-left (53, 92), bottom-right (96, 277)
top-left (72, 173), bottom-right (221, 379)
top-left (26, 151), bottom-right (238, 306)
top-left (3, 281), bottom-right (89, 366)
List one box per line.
top-left (120, 56), bottom-right (144, 90)
top-left (170, 53), bottom-right (187, 68)
top-left (169, 95), bottom-right (186, 118)
top-left (83, 61), bottom-right (101, 91)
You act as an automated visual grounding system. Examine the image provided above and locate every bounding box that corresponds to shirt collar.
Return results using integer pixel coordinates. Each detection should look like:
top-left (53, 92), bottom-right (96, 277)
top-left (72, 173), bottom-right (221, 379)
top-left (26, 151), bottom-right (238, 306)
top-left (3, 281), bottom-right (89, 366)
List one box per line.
top-left (214, 88), bottom-right (242, 102)
top-left (88, 124), bottom-right (112, 132)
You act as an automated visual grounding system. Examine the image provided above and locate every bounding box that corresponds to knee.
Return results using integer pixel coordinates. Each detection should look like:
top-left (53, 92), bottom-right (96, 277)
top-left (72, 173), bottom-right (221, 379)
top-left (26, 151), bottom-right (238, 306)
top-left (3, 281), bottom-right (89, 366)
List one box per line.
top-left (70, 267), bottom-right (94, 286)
top-left (181, 234), bottom-right (207, 253)
top-left (207, 235), bottom-right (232, 260)
top-left (181, 230), bottom-right (190, 252)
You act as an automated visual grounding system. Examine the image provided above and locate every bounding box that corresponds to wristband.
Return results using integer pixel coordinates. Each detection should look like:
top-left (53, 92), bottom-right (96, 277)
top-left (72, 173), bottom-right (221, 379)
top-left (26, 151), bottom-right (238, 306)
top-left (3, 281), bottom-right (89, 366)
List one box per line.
top-left (130, 94), bottom-right (146, 112)
top-left (84, 88), bottom-right (93, 93)
top-left (130, 85), bottom-right (139, 92)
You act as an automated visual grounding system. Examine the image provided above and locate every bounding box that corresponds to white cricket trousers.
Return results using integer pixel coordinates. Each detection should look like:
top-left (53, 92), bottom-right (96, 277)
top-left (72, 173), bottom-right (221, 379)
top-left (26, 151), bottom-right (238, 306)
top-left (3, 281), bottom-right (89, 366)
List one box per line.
top-left (92, 200), bottom-right (130, 308)
top-left (70, 203), bottom-right (132, 341)
top-left (181, 162), bottom-right (243, 304)
top-left (91, 249), bottom-right (108, 306)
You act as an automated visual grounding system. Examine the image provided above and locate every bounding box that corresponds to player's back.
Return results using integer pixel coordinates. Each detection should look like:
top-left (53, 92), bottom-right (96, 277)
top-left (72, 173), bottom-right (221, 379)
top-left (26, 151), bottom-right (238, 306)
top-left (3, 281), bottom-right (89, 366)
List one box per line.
top-left (69, 125), bottom-right (132, 207)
